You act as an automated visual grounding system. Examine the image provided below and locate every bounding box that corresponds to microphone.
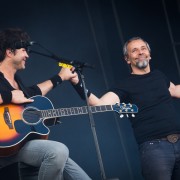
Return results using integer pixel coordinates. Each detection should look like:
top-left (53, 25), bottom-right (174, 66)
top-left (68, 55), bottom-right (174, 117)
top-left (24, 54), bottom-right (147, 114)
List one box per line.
top-left (14, 41), bottom-right (36, 49)
top-left (70, 60), bottom-right (95, 69)
top-left (28, 41), bottom-right (36, 46)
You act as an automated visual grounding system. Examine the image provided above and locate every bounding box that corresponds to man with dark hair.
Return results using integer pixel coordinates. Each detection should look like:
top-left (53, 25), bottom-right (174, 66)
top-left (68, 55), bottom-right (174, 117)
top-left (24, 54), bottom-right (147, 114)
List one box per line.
top-left (70, 37), bottom-right (180, 180)
top-left (0, 28), bottom-right (91, 180)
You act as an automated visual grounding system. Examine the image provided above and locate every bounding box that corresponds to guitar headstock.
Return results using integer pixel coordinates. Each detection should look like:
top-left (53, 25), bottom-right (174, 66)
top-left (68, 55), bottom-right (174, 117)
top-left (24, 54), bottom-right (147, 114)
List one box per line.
top-left (112, 102), bottom-right (138, 118)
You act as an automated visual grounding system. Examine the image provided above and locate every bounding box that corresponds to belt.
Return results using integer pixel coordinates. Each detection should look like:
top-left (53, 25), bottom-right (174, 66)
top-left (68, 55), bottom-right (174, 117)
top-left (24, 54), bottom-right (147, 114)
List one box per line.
top-left (160, 134), bottom-right (180, 143)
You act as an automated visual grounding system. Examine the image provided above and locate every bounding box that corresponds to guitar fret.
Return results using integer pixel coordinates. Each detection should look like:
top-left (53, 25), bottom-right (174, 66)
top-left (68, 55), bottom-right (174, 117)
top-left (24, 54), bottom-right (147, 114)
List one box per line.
top-left (64, 108), bottom-right (71, 115)
top-left (60, 109), bottom-right (66, 116)
top-left (47, 110), bottom-right (52, 117)
top-left (73, 107), bottom-right (79, 115)
top-left (77, 107), bottom-right (83, 114)
top-left (52, 109), bottom-right (58, 117)
top-left (104, 105), bottom-right (112, 111)
top-left (70, 108), bottom-right (76, 115)
top-left (76, 107), bottom-right (86, 114)
top-left (42, 110), bottom-right (49, 118)
top-left (82, 106), bottom-right (88, 114)
top-left (56, 109), bottom-right (61, 117)
top-left (41, 110), bottom-right (45, 118)
top-left (42, 109), bottom-right (57, 118)
top-left (66, 108), bottom-right (72, 115)
top-left (95, 106), bottom-right (102, 112)
top-left (90, 106), bottom-right (96, 113)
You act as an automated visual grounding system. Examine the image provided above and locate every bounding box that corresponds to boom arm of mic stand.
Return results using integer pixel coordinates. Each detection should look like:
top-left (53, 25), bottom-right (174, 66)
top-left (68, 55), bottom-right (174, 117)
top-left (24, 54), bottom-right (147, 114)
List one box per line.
top-left (30, 50), bottom-right (94, 69)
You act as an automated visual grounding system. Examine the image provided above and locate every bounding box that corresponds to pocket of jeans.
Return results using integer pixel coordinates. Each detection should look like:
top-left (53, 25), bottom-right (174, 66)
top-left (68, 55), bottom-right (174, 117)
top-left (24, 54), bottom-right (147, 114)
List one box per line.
top-left (139, 140), bottom-right (161, 155)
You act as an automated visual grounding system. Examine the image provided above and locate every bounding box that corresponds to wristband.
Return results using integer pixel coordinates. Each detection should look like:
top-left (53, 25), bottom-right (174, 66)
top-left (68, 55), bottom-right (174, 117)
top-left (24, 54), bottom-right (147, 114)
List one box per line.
top-left (72, 81), bottom-right (91, 100)
top-left (1, 90), bottom-right (12, 104)
top-left (50, 75), bottom-right (63, 88)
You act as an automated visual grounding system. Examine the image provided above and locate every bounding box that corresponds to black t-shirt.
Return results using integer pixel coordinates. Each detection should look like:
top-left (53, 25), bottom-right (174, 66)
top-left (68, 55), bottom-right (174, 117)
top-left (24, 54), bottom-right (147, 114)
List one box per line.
top-left (0, 72), bottom-right (42, 104)
top-left (109, 70), bottom-right (180, 144)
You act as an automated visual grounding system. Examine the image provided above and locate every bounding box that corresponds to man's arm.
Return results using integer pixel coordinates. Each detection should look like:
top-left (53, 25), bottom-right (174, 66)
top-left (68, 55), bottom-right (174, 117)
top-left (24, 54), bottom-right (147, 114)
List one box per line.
top-left (88, 92), bottom-right (120, 106)
top-left (37, 80), bottom-right (54, 96)
top-left (0, 90), bottom-right (34, 105)
top-left (169, 82), bottom-right (180, 98)
top-left (37, 67), bottom-right (77, 96)
top-left (70, 72), bottom-right (120, 106)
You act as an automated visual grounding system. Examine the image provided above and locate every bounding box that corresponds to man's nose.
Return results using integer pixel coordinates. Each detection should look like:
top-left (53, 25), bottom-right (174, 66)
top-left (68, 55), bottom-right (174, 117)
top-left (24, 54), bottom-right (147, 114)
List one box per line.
top-left (138, 49), bottom-right (143, 54)
top-left (25, 51), bottom-right (29, 58)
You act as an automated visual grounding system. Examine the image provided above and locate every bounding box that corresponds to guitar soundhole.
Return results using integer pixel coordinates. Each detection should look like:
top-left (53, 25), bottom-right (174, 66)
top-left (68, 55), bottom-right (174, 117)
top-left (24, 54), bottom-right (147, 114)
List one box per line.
top-left (22, 107), bottom-right (41, 125)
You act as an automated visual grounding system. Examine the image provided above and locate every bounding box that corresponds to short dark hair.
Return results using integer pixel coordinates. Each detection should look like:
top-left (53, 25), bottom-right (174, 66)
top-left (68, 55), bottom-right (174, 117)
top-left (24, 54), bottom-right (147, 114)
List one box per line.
top-left (0, 28), bottom-right (30, 62)
top-left (123, 37), bottom-right (151, 58)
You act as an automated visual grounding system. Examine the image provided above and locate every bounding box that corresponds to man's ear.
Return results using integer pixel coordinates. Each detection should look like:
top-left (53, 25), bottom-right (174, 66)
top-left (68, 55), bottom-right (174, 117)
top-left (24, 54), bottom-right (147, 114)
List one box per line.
top-left (6, 49), bottom-right (14, 57)
top-left (125, 57), bottom-right (131, 64)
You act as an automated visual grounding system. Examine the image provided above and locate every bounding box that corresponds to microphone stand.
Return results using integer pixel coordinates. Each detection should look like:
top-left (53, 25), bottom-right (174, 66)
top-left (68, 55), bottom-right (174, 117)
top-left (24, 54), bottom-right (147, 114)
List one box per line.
top-left (76, 66), bottom-right (108, 180)
top-left (30, 45), bottom-right (119, 180)
top-left (75, 67), bottom-right (119, 180)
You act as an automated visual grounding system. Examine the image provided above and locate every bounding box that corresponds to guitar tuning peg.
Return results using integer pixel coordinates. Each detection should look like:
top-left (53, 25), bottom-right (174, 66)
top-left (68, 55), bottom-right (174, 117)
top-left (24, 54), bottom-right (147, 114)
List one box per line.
top-left (120, 114), bottom-right (124, 118)
top-left (126, 114), bottom-right (129, 118)
top-left (131, 114), bottom-right (135, 117)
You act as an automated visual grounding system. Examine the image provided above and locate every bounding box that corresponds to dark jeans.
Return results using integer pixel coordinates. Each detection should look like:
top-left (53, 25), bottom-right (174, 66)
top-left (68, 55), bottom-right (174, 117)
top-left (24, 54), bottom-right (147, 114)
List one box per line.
top-left (19, 163), bottom-right (39, 180)
top-left (0, 163), bottom-right (39, 180)
top-left (139, 139), bottom-right (180, 180)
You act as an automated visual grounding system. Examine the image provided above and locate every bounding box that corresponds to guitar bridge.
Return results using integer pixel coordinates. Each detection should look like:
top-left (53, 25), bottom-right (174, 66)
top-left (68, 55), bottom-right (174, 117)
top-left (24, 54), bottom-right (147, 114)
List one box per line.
top-left (3, 107), bottom-right (13, 129)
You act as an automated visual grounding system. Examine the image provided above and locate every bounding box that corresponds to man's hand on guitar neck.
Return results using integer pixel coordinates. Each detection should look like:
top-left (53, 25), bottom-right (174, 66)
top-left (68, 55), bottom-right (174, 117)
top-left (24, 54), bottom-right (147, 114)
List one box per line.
top-left (11, 90), bottom-right (34, 104)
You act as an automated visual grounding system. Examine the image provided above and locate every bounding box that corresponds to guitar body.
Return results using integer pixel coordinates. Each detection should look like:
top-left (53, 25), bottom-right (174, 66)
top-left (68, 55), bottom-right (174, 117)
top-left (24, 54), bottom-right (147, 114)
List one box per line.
top-left (0, 95), bottom-right (56, 157)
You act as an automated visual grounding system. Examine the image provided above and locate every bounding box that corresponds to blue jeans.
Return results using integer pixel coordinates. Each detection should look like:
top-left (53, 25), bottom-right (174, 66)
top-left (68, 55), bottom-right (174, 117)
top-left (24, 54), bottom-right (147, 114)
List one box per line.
top-left (139, 139), bottom-right (180, 180)
top-left (0, 140), bottom-right (91, 180)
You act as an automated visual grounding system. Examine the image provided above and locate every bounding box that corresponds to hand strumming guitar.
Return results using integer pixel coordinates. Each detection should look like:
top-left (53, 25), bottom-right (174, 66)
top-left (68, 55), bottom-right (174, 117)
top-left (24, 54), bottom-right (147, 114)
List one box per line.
top-left (11, 90), bottom-right (34, 104)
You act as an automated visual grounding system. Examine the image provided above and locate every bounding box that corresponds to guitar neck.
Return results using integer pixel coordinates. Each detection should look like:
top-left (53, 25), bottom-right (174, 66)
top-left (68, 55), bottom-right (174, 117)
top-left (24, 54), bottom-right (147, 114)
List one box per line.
top-left (40, 105), bottom-right (113, 119)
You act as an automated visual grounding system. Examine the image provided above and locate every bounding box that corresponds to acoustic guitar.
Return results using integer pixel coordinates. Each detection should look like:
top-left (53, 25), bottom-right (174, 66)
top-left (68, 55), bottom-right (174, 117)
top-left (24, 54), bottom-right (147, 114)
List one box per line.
top-left (0, 95), bottom-right (138, 157)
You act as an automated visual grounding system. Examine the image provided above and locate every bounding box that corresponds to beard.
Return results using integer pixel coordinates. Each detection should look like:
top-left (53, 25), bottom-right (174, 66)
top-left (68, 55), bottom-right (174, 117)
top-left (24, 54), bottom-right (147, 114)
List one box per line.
top-left (135, 59), bottom-right (149, 69)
